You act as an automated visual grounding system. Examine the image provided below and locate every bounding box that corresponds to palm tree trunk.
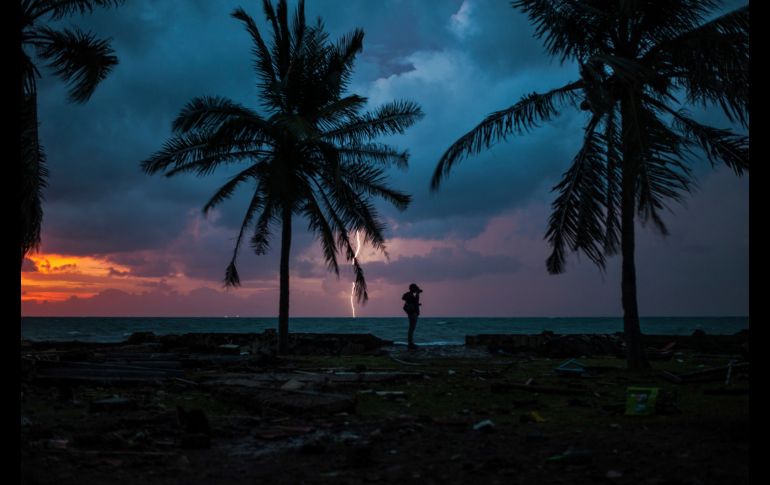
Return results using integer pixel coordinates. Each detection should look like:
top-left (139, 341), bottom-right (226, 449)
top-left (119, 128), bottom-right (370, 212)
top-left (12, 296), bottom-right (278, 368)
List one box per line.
top-left (620, 168), bottom-right (649, 370)
top-left (620, 96), bottom-right (650, 370)
top-left (277, 205), bottom-right (292, 354)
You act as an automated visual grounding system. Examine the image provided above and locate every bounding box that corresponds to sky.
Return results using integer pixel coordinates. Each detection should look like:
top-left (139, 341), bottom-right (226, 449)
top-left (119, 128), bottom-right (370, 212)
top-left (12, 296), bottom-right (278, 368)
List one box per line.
top-left (21, 0), bottom-right (749, 318)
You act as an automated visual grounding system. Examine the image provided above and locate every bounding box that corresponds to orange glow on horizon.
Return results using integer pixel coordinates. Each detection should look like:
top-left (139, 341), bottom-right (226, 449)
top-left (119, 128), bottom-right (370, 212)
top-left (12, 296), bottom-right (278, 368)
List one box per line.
top-left (22, 252), bottom-right (133, 303)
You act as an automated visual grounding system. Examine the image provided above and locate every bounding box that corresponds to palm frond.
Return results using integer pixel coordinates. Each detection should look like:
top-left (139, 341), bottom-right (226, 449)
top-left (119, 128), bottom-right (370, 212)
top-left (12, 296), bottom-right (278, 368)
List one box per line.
top-left (261, 0), bottom-right (281, 39)
top-left (342, 162), bottom-right (412, 211)
top-left (308, 179), bottom-right (361, 260)
top-left (142, 123), bottom-right (272, 177)
top-left (21, 93), bottom-right (48, 260)
top-left (511, 0), bottom-right (612, 62)
top-left (634, 113), bottom-right (694, 235)
top-left (29, 0), bottom-right (123, 21)
top-left (223, 188), bottom-right (266, 288)
top-left (545, 115), bottom-right (608, 274)
top-left (432, 80), bottom-right (582, 190)
top-left (645, 6), bottom-right (749, 126)
top-left (644, 97), bottom-right (749, 176)
top-left (34, 26), bottom-right (117, 103)
top-left (173, 96), bottom-right (265, 133)
top-left (323, 100), bottom-right (424, 144)
top-left (325, 28), bottom-right (364, 95)
top-left (290, 0), bottom-right (306, 61)
top-left (206, 117), bottom-right (274, 151)
top-left (203, 163), bottom-right (262, 214)
top-left (603, 106), bottom-right (621, 255)
top-left (163, 150), bottom-right (270, 178)
top-left (232, 7), bottom-right (280, 109)
top-left (22, 51), bottom-right (40, 98)
top-left (335, 143), bottom-right (410, 169)
top-left (302, 190), bottom-right (341, 275)
top-left (224, 261), bottom-right (241, 287)
top-left (674, 117), bottom-right (748, 176)
top-left (141, 132), bottom-right (223, 175)
top-left (633, 0), bottom-right (718, 51)
top-left (273, 0), bottom-right (291, 78)
top-left (635, 154), bottom-right (692, 235)
top-left (250, 200), bottom-right (276, 255)
top-left (313, 182), bottom-right (372, 302)
top-left (315, 94), bottom-right (369, 131)
top-left (316, 164), bottom-right (389, 253)
top-left (350, 257), bottom-right (368, 303)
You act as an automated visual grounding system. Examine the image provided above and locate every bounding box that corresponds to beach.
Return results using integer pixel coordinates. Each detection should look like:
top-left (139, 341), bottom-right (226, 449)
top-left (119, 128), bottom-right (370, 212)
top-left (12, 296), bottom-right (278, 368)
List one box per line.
top-left (21, 331), bottom-right (749, 484)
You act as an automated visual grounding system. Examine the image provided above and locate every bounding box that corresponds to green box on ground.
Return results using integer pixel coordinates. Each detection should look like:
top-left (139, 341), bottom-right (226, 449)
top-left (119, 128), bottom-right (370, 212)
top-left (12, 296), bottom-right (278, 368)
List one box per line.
top-left (625, 387), bottom-right (659, 416)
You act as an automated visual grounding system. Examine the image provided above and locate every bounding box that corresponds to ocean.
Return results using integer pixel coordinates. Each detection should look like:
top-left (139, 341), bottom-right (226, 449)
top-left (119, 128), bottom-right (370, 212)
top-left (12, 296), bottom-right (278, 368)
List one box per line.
top-left (20, 316), bottom-right (749, 345)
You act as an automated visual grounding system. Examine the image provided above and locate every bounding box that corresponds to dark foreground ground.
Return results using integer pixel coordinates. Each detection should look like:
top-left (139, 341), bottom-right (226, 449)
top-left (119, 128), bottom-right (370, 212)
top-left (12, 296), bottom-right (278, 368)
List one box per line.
top-left (20, 332), bottom-right (749, 484)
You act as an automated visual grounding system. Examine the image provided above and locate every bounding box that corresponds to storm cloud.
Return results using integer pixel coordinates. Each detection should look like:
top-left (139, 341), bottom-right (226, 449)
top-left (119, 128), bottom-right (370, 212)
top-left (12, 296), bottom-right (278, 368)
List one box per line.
top-left (24, 0), bottom-right (749, 317)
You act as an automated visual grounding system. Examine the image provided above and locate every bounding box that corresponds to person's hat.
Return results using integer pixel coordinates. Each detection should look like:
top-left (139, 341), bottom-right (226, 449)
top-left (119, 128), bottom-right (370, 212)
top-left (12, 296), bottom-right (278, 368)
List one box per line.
top-left (409, 283), bottom-right (421, 292)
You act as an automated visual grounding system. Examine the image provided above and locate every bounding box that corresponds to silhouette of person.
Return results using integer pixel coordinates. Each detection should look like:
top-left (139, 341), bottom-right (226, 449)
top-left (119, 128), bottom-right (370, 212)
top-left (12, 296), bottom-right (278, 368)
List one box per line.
top-left (402, 283), bottom-right (422, 349)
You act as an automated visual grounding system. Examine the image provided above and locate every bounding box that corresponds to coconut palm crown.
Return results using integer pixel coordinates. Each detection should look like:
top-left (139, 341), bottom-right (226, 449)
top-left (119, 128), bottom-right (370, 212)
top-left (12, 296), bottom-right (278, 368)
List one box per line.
top-left (142, 0), bottom-right (424, 352)
top-left (431, 0), bottom-right (748, 369)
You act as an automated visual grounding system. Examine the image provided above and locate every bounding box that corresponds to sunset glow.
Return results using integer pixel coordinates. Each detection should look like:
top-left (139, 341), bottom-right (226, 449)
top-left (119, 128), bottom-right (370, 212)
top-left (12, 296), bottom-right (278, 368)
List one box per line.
top-left (22, 253), bottom-right (134, 302)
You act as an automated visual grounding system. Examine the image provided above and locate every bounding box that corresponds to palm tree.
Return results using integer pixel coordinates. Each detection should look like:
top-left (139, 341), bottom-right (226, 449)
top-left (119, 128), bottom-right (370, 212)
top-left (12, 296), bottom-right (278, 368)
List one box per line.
top-left (431, 1), bottom-right (748, 369)
top-left (143, 0), bottom-right (423, 353)
top-left (20, 0), bottom-right (123, 268)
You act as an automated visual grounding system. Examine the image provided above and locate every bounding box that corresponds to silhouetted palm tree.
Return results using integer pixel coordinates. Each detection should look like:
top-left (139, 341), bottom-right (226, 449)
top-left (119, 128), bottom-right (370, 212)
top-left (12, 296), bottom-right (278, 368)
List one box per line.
top-left (143, 0), bottom-right (423, 353)
top-left (432, 1), bottom-right (748, 369)
top-left (21, 0), bottom-right (122, 268)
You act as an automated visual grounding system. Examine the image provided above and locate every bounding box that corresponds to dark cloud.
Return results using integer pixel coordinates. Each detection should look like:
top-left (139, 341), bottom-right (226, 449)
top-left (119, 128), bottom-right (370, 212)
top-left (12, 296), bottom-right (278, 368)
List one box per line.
top-left (27, 0), bottom-right (748, 317)
top-left (106, 253), bottom-right (176, 278)
top-left (107, 267), bottom-right (131, 277)
top-left (51, 263), bottom-right (78, 273)
top-left (22, 258), bottom-right (39, 273)
top-left (366, 246), bottom-right (522, 283)
top-left (34, 0), bottom-right (584, 251)
top-left (23, 287), bottom-right (274, 317)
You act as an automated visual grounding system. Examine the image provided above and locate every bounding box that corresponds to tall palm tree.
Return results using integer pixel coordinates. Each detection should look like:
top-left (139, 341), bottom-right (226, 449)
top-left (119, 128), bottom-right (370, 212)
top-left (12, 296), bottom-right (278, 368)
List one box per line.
top-left (143, 0), bottom-right (423, 353)
top-left (432, 0), bottom-right (748, 369)
top-left (20, 0), bottom-right (123, 268)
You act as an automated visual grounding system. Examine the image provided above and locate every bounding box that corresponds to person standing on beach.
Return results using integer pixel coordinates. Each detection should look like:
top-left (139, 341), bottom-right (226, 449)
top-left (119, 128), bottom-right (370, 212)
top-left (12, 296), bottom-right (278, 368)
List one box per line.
top-left (402, 283), bottom-right (422, 349)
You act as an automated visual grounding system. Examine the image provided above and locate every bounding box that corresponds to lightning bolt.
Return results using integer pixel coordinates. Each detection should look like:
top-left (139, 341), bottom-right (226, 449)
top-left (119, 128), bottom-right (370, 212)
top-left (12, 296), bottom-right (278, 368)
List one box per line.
top-left (350, 230), bottom-right (362, 318)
